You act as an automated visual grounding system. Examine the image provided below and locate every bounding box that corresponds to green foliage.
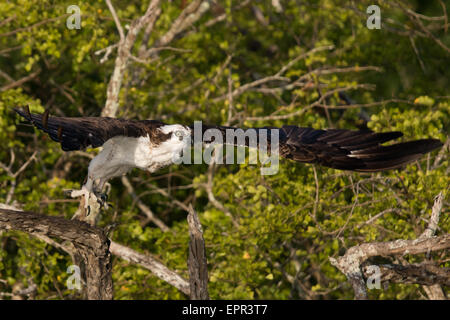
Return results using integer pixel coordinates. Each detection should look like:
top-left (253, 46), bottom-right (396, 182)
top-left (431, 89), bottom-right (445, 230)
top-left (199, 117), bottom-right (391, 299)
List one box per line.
top-left (0, 0), bottom-right (448, 299)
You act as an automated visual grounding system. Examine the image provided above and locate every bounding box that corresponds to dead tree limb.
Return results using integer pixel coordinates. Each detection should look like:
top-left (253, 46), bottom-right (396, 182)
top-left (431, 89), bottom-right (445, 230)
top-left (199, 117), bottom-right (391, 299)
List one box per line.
top-left (142, 0), bottom-right (212, 59)
top-left (2, 201), bottom-right (192, 296)
top-left (362, 263), bottom-right (450, 286)
top-left (187, 204), bottom-right (209, 300)
top-left (330, 192), bottom-right (449, 300)
top-left (0, 208), bottom-right (113, 300)
top-left (109, 240), bottom-right (190, 295)
top-left (0, 68), bottom-right (41, 92)
top-left (419, 192), bottom-right (446, 300)
top-left (331, 234), bottom-right (449, 299)
top-left (120, 176), bottom-right (170, 232)
top-left (102, 0), bottom-right (162, 118)
top-left (71, 195), bottom-right (102, 227)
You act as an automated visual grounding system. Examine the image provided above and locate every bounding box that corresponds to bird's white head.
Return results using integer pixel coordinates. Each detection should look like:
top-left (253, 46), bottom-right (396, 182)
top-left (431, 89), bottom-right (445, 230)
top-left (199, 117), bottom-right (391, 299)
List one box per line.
top-left (159, 124), bottom-right (191, 143)
top-left (157, 124), bottom-right (191, 163)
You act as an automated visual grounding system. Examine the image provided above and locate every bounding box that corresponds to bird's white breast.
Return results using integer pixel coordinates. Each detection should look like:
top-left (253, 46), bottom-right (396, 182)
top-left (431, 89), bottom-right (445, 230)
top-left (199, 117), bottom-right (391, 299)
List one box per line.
top-left (102, 134), bottom-right (173, 170)
top-left (88, 125), bottom-right (191, 181)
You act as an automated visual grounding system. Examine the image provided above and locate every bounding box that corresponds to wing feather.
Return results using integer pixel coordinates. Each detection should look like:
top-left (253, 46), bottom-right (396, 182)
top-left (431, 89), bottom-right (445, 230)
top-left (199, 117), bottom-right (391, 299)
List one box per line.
top-left (278, 126), bottom-right (442, 172)
top-left (199, 123), bottom-right (443, 172)
top-left (15, 107), bottom-right (168, 151)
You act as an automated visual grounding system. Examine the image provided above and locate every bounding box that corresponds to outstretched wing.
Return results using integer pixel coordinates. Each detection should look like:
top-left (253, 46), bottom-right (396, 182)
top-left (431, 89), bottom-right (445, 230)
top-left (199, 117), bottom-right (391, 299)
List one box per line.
top-left (278, 126), bottom-right (442, 172)
top-left (14, 107), bottom-right (167, 151)
top-left (198, 124), bottom-right (443, 172)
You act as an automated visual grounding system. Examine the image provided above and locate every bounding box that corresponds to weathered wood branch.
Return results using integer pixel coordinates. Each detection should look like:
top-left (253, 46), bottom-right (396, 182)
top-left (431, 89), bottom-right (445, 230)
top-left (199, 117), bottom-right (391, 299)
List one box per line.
top-left (362, 263), bottom-right (450, 286)
top-left (1, 202), bottom-right (193, 297)
top-left (109, 240), bottom-right (190, 295)
top-left (420, 192), bottom-right (443, 239)
top-left (0, 68), bottom-right (41, 92)
top-left (330, 192), bottom-right (449, 300)
top-left (102, 0), bottom-right (161, 118)
top-left (0, 208), bottom-right (113, 300)
top-left (142, 0), bottom-right (212, 59)
top-left (187, 204), bottom-right (209, 300)
top-left (120, 176), bottom-right (170, 232)
top-left (331, 234), bottom-right (449, 299)
top-left (419, 192), bottom-right (446, 300)
top-left (71, 193), bottom-right (102, 227)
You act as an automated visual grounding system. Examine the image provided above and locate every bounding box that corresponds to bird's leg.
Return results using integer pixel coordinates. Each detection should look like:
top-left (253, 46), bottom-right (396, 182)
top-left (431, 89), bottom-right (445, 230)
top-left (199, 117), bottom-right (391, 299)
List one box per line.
top-left (64, 176), bottom-right (98, 209)
top-left (93, 178), bottom-right (110, 209)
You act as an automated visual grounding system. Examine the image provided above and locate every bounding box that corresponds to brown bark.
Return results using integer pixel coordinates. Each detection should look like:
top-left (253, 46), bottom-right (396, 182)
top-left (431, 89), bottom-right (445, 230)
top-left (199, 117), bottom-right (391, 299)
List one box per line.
top-left (330, 192), bottom-right (449, 300)
top-left (187, 205), bottom-right (209, 300)
top-left (0, 208), bottom-right (113, 300)
top-left (102, 0), bottom-right (162, 118)
top-left (419, 192), bottom-right (446, 300)
top-left (109, 240), bottom-right (190, 295)
top-left (362, 263), bottom-right (450, 286)
top-left (330, 233), bottom-right (449, 300)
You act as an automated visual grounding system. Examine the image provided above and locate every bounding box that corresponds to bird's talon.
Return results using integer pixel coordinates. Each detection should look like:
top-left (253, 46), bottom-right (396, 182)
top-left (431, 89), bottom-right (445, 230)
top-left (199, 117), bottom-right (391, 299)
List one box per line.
top-left (100, 193), bottom-right (108, 203)
top-left (63, 189), bottom-right (73, 197)
top-left (94, 192), bottom-right (109, 209)
top-left (96, 198), bottom-right (108, 209)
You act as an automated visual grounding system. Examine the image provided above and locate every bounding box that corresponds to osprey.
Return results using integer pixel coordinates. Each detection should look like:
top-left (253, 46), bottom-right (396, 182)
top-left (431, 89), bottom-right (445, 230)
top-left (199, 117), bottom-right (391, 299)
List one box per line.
top-left (15, 107), bottom-right (442, 209)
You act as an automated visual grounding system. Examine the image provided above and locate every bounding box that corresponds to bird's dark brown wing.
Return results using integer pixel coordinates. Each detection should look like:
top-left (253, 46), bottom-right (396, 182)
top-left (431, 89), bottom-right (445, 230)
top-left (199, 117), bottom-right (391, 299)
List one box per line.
top-left (278, 126), bottom-right (442, 172)
top-left (14, 107), bottom-right (168, 151)
top-left (200, 124), bottom-right (443, 172)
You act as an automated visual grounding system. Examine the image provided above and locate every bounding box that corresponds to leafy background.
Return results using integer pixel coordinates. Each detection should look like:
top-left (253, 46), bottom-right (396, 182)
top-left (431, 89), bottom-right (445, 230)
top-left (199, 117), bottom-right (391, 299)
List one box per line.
top-left (0, 0), bottom-right (448, 299)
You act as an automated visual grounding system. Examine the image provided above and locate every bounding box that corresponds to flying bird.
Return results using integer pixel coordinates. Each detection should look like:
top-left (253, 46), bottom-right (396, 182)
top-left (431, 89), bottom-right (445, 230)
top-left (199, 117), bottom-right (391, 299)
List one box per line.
top-left (14, 107), bottom-right (443, 210)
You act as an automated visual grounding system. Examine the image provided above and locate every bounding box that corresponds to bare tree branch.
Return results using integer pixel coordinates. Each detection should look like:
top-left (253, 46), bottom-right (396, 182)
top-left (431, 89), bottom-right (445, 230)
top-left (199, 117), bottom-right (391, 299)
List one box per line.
top-left (419, 192), bottom-right (446, 300)
top-left (142, 0), bottom-right (212, 59)
top-left (420, 192), bottom-right (443, 239)
top-left (0, 201), bottom-right (190, 297)
top-left (187, 204), bottom-right (209, 300)
top-left (330, 192), bottom-right (449, 300)
top-left (121, 176), bottom-right (170, 232)
top-left (102, 0), bottom-right (161, 118)
top-left (362, 263), bottom-right (450, 286)
top-left (0, 14), bottom-right (69, 37)
top-left (109, 240), bottom-right (190, 295)
top-left (212, 45), bottom-right (336, 103)
top-left (0, 69), bottom-right (41, 92)
top-left (0, 208), bottom-right (113, 300)
top-left (331, 234), bottom-right (449, 299)
top-left (0, 150), bottom-right (37, 205)
top-left (105, 0), bottom-right (125, 41)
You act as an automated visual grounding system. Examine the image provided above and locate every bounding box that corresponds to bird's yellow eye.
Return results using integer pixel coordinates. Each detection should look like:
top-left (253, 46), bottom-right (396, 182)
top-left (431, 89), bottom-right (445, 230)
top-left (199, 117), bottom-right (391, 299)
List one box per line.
top-left (174, 130), bottom-right (184, 140)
